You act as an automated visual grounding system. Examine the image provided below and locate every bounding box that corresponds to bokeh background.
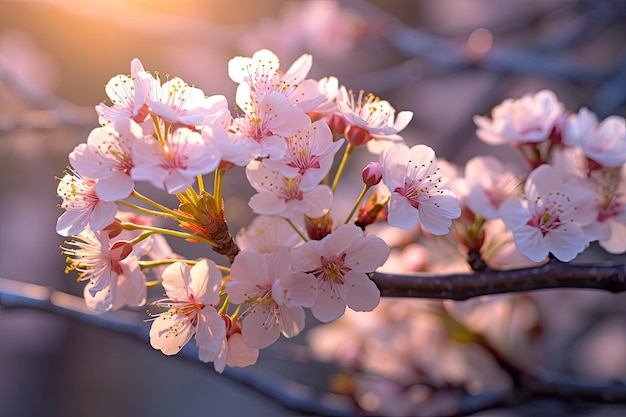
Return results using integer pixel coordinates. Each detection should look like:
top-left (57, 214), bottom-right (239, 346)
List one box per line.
top-left (1, 0), bottom-right (625, 416)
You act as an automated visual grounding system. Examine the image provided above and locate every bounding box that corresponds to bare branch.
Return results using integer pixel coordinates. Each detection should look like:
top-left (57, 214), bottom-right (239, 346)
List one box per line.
top-left (372, 259), bottom-right (626, 300)
top-left (2, 274), bottom-right (626, 415)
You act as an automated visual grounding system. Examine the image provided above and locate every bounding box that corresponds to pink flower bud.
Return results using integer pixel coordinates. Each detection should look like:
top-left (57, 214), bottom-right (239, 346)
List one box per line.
top-left (362, 162), bottom-right (383, 187)
top-left (345, 125), bottom-right (372, 148)
top-left (109, 241), bottom-right (133, 261)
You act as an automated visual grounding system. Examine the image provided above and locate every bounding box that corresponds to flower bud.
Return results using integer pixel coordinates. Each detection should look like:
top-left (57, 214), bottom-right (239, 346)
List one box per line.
top-left (327, 113), bottom-right (349, 141)
top-left (345, 125), bottom-right (372, 148)
top-left (109, 240), bottom-right (133, 261)
top-left (362, 162), bottom-right (383, 187)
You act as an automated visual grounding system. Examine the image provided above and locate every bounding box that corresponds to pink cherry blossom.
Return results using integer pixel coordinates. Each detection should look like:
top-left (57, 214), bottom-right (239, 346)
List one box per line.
top-left (131, 127), bottom-right (221, 194)
top-left (95, 58), bottom-right (154, 126)
top-left (463, 156), bottom-right (521, 219)
top-left (381, 144), bottom-right (461, 234)
top-left (226, 247), bottom-right (316, 349)
top-left (83, 252), bottom-right (146, 313)
top-left (563, 107), bottom-right (626, 168)
top-left (291, 224), bottom-right (390, 322)
top-left (230, 91), bottom-right (311, 160)
top-left (337, 86), bottom-right (413, 153)
top-left (69, 123), bottom-right (141, 201)
top-left (236, 215), bottom-right (302, 253)
top-left (473, 90), bottom-right (564, 146)
top-left (499, 164), bottom-right (597, 262)
top-left (213, 317), bottom-right (259, 373)
top-left (262, 120), bottom-right (343, 191)
top-left (149, 260), bottom-right (226, 363)
top-left (584, 166), bottom-right (626, 254)
top-left (246, 160), bottom-right (332, 219)
top-left (56, 170), bottom-right (117, 237)
top-left (201, 124), bottom-right (253, 168)
top-left (229, 48), bottom-right (324, 113)
top-left (147, 76), bottom-right (230, 127)
top-left (61, 228), bottom-right (134, 295)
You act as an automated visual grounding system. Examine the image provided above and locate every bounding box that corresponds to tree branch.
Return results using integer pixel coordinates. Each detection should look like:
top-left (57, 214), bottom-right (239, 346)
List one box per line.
top-left (372, 259), bottom-right (626, 300)
top-left (2, 273), bottom-right (626, 415)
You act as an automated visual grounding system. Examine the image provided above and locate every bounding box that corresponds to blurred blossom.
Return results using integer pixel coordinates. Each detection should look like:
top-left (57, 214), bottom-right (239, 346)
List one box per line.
top-left (0, 30), bottom-right (58, 91)
top-left (239, 0), bottom-right (366, 61)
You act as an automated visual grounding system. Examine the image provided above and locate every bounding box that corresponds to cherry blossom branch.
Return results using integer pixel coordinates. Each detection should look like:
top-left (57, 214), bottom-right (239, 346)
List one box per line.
top-left (371, 259), bottom-right (626, 300)
top-left (1, 275), bottom-right (625, 416)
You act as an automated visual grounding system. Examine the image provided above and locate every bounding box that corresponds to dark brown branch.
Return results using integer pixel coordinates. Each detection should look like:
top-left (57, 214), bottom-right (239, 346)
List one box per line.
top-left (372, 259), bottom-right (626, 300)
top-left (1, 275), bottom-right (626, 416)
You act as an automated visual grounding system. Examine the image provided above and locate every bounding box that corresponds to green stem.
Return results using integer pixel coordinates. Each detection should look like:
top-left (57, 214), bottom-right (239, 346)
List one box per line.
top-left (344, 184), bottom-right (370, 224)
top-left (152, 115), bottom-right (164, 145)
top-left (122, 223), bottom-right (217, 247)
top-left (218, 294), bottom-right (230, 315)
top-left (197, 174), bottom-right (205, 194)
top-left (118, 200), bottom-right (179, 220)
top-left (331, 143), bottom-right (355, 193)
top-left (284, 218), bottom-right (308, 242)
top-left (131, 190), bottom-right (182, 218)
top-left (214, 168), bottom-right (226, 212)
top-left (139, 258), bottom-right (230, 273)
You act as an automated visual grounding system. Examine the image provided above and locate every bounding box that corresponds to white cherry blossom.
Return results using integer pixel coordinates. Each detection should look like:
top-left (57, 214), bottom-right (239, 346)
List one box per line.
top-left (381, 144), bottom-right (461, 234)
top-left (149, 260), bottom-right (226, 363)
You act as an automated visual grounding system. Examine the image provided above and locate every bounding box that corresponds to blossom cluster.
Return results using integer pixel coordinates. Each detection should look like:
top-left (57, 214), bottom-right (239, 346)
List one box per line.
top-left (56, 49), bottom-right (624, 373)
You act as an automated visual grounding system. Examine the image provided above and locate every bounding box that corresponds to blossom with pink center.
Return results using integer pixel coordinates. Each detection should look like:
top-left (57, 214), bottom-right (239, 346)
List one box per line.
top-left (95, 58), bottom-right (154, 126)
top-left (563, 107), bottom-right (626, 168)
top-left (147, 76), bottom-right (231, 127)
top-left (69, 122), bottom-right (141, 201)
top-left (229, 48), bottom-right (324, 113)
top-left (149, 260), bottom-right (226, 363)
top-left (82, 252), bottom-right (146, 313)
top-left (473, 90), bottom-right (564, 146)
top-left (584, 166), bottom-right (626, 254)
top-left (226, 247), bottom-right (316, 349)
top-left (262, 120), bottom-right (343, 191)
top-left (61, 228), bottom-right (134, 295)
top-left (291, 224), bottom-right (390, 322)
top-left (463, 156), bottom-right (521, 219)
top-left (230, 91), bottom-right (311, 160)
top-left (499, 164), bottom-right (597, 262)
top-left (213, 317), bottom-right (259, 373)
top-left (56, 170), bottom-right (117, 237)
top-left (131, 127), bottom-right (221, 194)
top-left (201, 124), bottom-right (253, 168)
top-left (337, 86), bottom-right (413, 154)
top-left (381, 144), bottom-right (461, 235)
top-left (246, 160), bottom-right (332, 219)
